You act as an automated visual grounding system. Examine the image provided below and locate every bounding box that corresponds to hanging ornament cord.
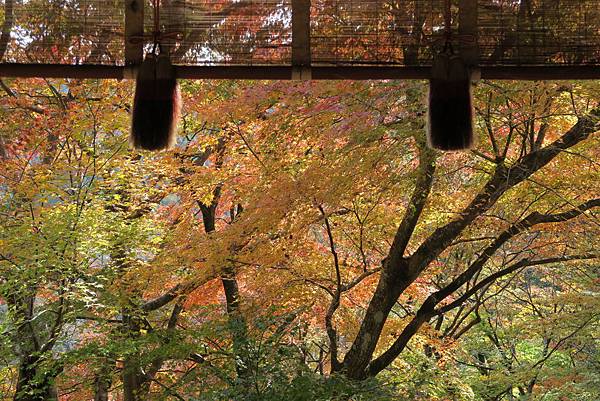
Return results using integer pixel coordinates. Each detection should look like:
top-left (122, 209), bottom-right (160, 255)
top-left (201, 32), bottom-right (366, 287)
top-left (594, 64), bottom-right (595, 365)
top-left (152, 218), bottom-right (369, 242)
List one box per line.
top-left (443, 0), bottom-right (453, 54)
top-left (427, 0), bottom-right (474, 151)
top-left (130, 0), bottom-right (182, 151)
top-left (128, 0), bottom-right (182, 48)
top-left (152, 0), bottom-right (161, 55)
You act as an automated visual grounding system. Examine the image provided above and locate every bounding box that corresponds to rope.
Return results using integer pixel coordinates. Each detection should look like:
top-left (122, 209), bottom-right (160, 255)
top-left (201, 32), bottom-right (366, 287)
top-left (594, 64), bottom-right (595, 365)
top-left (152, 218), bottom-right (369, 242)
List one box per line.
top-left (443, 0), bottom-right (453, 53)
top-left (153, 0), bottom-right (160, 54)
top-left (444, 0), bottom-right (452, 38)
top-left (128, 0), bottom-right (182, 52)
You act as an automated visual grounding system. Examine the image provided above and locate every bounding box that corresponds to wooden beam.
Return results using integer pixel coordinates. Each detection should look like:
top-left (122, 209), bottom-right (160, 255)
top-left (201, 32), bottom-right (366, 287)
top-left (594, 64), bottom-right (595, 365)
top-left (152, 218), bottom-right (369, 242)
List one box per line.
top-left (0, 64), bottom-right (127, 79)
top-left (125, 0), bottom-right (144, 65)
top-left (292, 0), bottom-right (311, 68)
top-left (2, 63), bottom-right (600, 81)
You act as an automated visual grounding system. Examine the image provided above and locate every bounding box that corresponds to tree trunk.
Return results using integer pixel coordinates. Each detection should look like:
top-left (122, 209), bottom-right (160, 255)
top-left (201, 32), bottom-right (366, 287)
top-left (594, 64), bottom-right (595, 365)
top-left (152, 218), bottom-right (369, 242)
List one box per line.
top-left (200, 191), bottom-right (250, 380)
top-left (340, 259), bottom-right (412, 379)
top-left (93, 360), bottom-right (113, 401)
top-left (122, 362), bottom-right (148, 401)
top-left (94, 382), bottom-right (110, 401)
top-left (9, 293), bottom-right (60, 401)
top-left (14, 356), bottom-right (59, 401)
top-left (222, 267), bottom-right (250, 379)
top-left (121, 313), bottom-right (150, 401)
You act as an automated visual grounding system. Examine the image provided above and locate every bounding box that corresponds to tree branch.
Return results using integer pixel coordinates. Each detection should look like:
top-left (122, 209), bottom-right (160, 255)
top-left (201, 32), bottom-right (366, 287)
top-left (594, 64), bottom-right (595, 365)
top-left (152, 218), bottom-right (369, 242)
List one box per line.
top-left (366, 198), bottom-right (600, 376)
top-left (340, 137), bottom-right (435, 378)
top-left (438, 253), bottom-right (599, 315)
top-left (388, 140), bottom-right (436, 261)
top-left (410, 109), bottom-right (599, 275)
top-left (319, 204), bottom-right (342, 370)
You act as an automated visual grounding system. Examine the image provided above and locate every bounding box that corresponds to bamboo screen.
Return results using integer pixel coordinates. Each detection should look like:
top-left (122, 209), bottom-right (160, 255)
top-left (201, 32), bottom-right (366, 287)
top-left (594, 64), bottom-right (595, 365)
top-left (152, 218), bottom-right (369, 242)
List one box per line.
top-left (1, 0), bottom-right (125, 64)
top-left (1, 0), bottom-right (599, 66)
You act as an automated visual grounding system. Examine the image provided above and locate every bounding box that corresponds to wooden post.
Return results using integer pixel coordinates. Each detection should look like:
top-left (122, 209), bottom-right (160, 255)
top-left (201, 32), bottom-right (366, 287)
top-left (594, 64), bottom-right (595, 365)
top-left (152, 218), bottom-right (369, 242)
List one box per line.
top-left (125, 0), bottom-right (144, 65)
top-left (458, 0), bottom-right (478, 66)
top-left (292, 0), bottom-right (311, 79)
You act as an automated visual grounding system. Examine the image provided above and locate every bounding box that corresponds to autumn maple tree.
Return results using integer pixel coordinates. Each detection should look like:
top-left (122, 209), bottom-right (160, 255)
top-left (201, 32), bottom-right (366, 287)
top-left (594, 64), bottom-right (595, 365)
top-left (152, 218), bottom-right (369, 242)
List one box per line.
top-left (1, 74), bottom-right (598, 401)
top-left (1, 1), bottom-right (600, 400)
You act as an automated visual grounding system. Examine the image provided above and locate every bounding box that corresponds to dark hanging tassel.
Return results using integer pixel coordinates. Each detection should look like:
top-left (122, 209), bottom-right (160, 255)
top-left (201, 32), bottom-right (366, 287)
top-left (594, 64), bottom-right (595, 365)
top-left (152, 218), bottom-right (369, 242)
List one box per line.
top-left (131, 53), bottom-right (181, 151)
top-left (427, 53), bottom-right (474, 151)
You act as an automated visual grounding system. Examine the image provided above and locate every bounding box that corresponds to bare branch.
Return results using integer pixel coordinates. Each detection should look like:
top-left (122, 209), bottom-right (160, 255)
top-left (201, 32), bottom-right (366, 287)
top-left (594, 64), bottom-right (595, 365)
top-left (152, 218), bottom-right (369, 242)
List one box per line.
top-left (410, 110), bottom-right (600, 274)
top-left (438, 253), bottom-right (599, 315)
top-left (319, 204), bottom-right (342, 370)
top-left (388, 140), bottom-right (436, 261)
top-left (366, 197), bottom-right (600, 376)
